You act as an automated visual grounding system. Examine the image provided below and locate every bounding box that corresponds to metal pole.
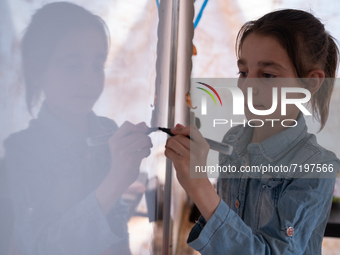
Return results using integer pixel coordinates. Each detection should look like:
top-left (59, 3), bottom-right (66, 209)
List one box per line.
top-left (162, 0), bottom-right (180, 254)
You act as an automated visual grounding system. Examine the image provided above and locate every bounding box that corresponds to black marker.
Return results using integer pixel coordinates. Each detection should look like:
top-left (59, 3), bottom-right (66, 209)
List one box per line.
top-left (87, 127), bottom-right (233, 155)
top-left (150, 127), bottom-right (233, 156)
top-left (149, 127), bottom-right (187, 137)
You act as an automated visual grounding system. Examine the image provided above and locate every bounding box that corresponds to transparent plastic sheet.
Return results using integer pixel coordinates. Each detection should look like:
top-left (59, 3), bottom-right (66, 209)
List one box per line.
top-left (0, 1), bottom-right (170, 254)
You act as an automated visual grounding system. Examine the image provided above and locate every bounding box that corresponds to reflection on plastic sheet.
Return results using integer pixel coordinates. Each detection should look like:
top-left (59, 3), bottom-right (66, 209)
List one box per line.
top-left (0, 1), bottom-right (163, 255)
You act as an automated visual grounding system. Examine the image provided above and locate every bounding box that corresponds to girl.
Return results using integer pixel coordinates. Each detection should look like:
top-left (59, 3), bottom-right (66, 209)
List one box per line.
top-left (165, 9), bottom-right (340, 254)
top-left (4, 2), bottom-right (152, 255)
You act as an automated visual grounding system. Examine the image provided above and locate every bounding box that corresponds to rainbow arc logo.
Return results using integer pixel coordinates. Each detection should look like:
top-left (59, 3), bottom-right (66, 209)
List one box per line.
top-left (196, 82), bottom-right (222, 106)
top-left (196, 81), bottom-right (312, 116)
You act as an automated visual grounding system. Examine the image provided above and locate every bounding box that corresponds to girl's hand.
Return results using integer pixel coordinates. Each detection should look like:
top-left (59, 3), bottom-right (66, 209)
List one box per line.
top-left (164, 124), bottom-right (220, 221)
top-left (96, 121), bottom-right (152, 215)
top-left (108, 121), bottom-right (152, 190)
top-left (164, 124), bottom-right (209, 192)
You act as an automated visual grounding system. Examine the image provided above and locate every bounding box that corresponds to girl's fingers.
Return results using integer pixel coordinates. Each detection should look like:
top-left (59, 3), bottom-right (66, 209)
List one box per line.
top-left (171, 134), bottom-right (190, 150)
top-left (175, 123), bottom-right (185, 128)
top-left (113, 121), bottom-right (149, 140)
top-left (171, 125), bottom-right (206, 145)
top-left (136, 122), bottom-right (149, 133)
top-left (124, 134), bottom-right (153, 153)
top-left (165, 137), bottom-right (189, 157)
top-left (114, 132), bottom-right (150, 147)
top-left (170, 123), bottom-right (185, 135)
top-left (109, 132), bottom-right (138, 148)
top-left (113, 121), bottom-right (138, 138)
top-left (134, 146), bottom-right (152, 159)
top-left (164, 146), bottom-right (181, 162)
top-left (109, 122), bottom-right (150, 148)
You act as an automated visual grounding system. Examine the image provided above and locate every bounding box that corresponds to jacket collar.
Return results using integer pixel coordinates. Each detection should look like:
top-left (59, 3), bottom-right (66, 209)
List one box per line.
top-left (235, 112), bottom-right (307, 162)
top-left (33, 101), bottom-right (113, 150)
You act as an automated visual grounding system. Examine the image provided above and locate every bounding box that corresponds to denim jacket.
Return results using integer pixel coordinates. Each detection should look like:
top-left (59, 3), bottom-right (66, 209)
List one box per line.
top-left (4, 102), bottom-right (129, 255)
top-left (187, 114), bottom-right (339, 255)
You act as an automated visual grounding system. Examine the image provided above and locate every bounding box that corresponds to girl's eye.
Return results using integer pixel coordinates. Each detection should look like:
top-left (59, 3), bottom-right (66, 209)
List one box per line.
top-left (238, 71), bottom-right (248, 78)
top-left (262, 73), bottom-right (276, 78)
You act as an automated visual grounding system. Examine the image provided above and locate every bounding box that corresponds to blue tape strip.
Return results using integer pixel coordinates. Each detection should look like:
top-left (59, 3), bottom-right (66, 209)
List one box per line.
top-left (155, 0), bottom-right (208, 29)
top-left (194, 0), bottom-right (209, 29)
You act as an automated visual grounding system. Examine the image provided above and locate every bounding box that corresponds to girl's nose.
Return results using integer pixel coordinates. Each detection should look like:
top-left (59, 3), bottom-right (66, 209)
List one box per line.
top-left (252, 85), bottom-right (258, 95)
top-left (239, 77), bottom-right (259, 93)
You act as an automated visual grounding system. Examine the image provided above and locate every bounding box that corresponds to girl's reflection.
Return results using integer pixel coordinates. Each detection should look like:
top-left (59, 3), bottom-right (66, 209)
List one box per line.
top-left (4, 2), bottom-right (152, 255)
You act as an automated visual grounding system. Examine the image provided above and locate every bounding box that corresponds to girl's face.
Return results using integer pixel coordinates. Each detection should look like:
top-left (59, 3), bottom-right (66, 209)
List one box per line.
top-left (41, 27), bottom-right (107, 114)
top-left (237, 33), bottom-right (303, 122)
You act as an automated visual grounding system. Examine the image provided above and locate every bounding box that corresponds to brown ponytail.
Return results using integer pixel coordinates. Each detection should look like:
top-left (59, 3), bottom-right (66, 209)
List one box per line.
top-left (311, 35), bottom-right (339, 130)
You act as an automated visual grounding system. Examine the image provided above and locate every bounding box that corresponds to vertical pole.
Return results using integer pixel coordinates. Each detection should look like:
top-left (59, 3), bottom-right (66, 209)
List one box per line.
top-left (162, 0), bottom-right (179, 254)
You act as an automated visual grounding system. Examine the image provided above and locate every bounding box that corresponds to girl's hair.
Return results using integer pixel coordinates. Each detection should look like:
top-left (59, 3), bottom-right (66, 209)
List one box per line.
top-left (236, 9), bottom-right (339, 131)
top-left (21, 2), bottom-right (110, 114)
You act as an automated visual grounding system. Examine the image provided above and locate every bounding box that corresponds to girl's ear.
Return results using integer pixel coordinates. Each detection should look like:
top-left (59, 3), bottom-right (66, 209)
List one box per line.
top-left (305, 69), bottom-right (325, 96)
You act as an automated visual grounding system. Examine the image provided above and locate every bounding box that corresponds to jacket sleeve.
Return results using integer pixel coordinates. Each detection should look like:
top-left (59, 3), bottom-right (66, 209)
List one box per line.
top-left (187, 177), bottom-right (336, 255)
top-left (5, 141), bottom-right (128, 255)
